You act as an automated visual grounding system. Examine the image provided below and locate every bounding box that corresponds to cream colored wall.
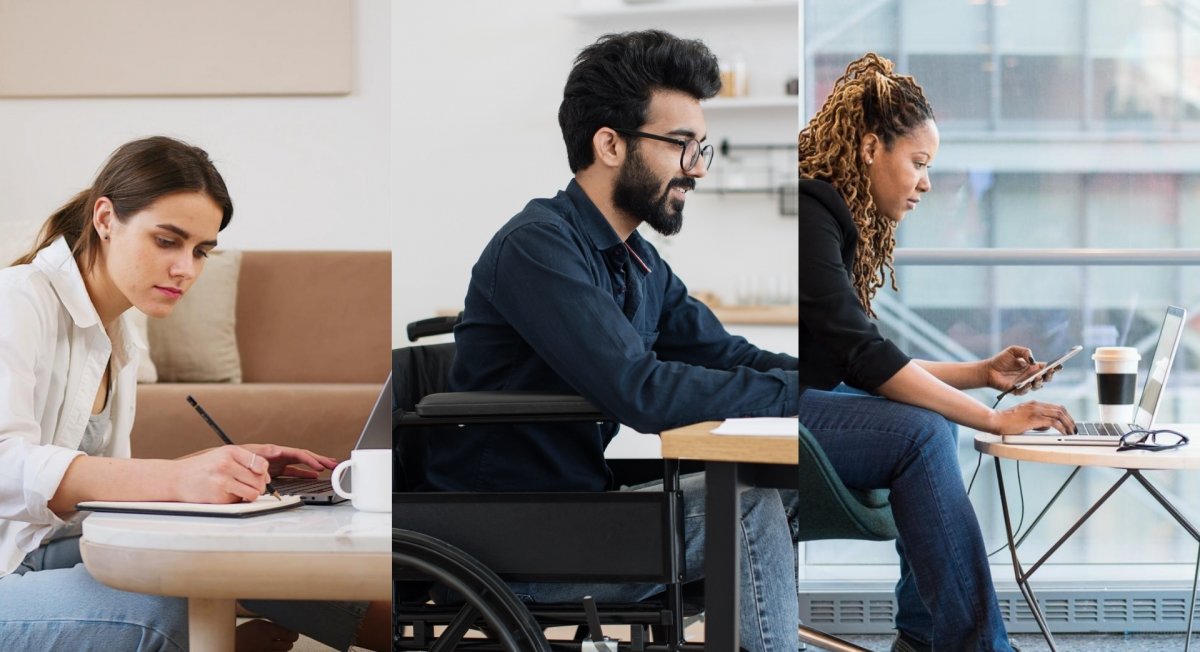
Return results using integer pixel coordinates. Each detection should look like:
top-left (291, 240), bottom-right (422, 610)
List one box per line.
top-left (0, 0), bottom-right (390, 254)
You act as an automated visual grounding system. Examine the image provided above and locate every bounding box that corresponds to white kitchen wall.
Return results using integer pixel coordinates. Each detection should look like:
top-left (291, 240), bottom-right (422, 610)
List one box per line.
top-left (392, 0), bottom-right (800, 345)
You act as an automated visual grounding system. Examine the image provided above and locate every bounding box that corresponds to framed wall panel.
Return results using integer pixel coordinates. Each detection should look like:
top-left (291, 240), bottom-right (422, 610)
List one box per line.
top-left (0, 0), bottom-right (352, 97)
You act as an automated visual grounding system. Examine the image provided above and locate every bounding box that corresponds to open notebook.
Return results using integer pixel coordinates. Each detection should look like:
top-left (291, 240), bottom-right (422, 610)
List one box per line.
top-left (78, 494), bottom-right (302, 518)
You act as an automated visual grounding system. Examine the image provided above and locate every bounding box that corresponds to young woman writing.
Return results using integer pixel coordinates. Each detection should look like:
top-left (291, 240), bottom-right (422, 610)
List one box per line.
top-left (0, 136), bottom-right (387, 651)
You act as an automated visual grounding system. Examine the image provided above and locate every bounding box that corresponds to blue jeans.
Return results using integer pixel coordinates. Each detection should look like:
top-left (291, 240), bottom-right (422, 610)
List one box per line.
top-left (0, 535), bottom-right (368, 651)
top-left (803, 388), bottom-right (1010, 652)
top-left (482, 473), bottom-right (801, 652)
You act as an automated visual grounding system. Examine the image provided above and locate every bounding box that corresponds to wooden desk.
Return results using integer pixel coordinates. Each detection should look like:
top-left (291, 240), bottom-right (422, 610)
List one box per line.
top-left (81, 503), bottom-right (390, 651)
top-left (661, 421), bottom-right (796, 652)
top-left (661, 421), bottom-right (797, 465)
top-left (975, 428), bottom-right (1200, 651)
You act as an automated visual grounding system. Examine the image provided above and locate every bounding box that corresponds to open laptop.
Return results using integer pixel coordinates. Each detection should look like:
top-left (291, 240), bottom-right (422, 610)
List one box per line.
top-left (272, 374), bottom-right (392, 504)
top-left (1003, 306), bottom-right (1186, 446)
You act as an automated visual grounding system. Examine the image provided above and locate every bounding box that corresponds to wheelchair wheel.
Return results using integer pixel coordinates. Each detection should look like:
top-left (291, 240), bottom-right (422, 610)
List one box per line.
top-left (394, 528), bottom-right (551, 652)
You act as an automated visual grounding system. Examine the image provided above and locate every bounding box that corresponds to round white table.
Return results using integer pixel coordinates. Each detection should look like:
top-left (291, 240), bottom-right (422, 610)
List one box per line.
top-left (975, 428), bottom-right (1200, 652)
top-left (81, 503), bottom-right (390, 651)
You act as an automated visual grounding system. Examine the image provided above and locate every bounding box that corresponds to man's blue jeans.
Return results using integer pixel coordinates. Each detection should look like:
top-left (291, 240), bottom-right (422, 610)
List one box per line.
top-left (806, 387), bottom-right (1011, 651)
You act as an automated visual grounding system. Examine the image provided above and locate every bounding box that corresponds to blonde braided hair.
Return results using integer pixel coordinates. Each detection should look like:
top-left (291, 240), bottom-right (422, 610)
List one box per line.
top-left (798, 53), bottom-right (933, 317)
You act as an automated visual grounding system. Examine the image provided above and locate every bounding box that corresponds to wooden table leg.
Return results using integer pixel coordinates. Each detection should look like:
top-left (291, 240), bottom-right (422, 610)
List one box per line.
top-left (189, 597), bottom-right (236, 651)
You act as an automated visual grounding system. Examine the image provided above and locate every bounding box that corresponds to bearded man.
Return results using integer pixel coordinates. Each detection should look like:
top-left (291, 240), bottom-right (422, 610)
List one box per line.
top-left (419, 30), bottom-right (801, 652)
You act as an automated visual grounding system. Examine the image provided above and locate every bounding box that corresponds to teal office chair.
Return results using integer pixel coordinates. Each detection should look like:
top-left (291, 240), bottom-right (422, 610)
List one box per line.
top-left (795, 424), bottom-right (899, 652)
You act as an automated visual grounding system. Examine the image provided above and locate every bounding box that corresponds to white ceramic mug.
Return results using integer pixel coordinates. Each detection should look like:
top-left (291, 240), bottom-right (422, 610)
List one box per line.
top-left (331, 449), bottom-right (391, 513)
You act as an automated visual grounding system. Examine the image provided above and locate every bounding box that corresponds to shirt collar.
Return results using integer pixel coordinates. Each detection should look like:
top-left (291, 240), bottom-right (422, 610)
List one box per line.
top-left (33, 237), bottom-right (103, 330)
top-left (565, 179), bottom-right (624, 252)
top-left (110, 311), bottom-right (145, 367)
top-left (32, 237), bottom-right (142, 363)
top-left (563, 179), bottom-right (654, 274)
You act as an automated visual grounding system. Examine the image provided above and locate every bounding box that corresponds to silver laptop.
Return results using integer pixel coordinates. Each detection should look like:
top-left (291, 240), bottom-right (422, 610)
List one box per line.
top-left (272, 374), bottom-right (393, 503)
top-left (1003, 306), bottom-right (1186, 446)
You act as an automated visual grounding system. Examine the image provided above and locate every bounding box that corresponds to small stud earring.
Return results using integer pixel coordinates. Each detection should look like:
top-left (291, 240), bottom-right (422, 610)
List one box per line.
top-left (103, 234), bottom-right (109, 241)
top-left (866, 158), bottom-right (873, 165)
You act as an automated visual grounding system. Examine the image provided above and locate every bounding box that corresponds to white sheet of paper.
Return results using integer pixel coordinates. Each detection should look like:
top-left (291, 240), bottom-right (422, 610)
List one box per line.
top-left (711, 417), bottom-right (799, 437)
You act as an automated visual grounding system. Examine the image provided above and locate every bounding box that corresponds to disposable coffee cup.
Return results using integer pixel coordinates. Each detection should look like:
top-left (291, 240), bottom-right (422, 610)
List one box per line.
top-left (331, 449), bottom-right (391, 513)
top-left (1092, 347), bottom-right (1140, 423)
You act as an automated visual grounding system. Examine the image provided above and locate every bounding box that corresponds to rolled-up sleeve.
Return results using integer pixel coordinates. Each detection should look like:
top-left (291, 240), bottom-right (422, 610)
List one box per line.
top-left (0, 283), bottom-right (83, 527)
top-left (488, 223), bottom-right (798, 432)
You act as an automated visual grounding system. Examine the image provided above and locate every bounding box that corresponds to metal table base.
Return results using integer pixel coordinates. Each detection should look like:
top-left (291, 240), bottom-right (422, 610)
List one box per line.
top-left (993, 458), bottom-right (1200, 651)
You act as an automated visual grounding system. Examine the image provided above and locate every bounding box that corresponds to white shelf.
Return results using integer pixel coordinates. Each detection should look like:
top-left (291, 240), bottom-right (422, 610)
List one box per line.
top-left (703, 96), bottom-right (798, 110)
top-left (569, 0), bottom-right (798, 20)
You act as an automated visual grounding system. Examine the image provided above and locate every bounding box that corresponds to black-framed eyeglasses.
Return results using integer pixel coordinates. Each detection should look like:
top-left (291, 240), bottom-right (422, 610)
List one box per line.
top-left (1116, 428), bottom-right (1190, 452)
top-left (612, 128), bottom-right (714, 173)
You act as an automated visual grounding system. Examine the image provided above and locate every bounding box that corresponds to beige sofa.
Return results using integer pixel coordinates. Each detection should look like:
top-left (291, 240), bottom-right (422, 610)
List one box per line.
top-left (131, 251), bottom-right (390, 461)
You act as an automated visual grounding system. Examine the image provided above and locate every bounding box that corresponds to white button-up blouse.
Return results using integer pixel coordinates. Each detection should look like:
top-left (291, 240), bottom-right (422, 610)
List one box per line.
top-left (0, 237), bottom-right (141, 575)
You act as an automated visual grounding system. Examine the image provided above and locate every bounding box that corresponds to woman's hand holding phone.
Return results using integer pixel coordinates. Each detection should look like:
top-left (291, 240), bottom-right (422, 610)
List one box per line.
top-left (1012, 345), bottom-right (1082, 391)
top-left (985, 345), bottom-right (1046, 394)
top-left (989, 344), bottom-right (1083, 403)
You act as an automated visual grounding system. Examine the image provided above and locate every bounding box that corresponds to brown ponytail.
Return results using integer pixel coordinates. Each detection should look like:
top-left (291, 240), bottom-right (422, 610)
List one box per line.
top-left (11, 136), bottom-right (233, 270)
top-left (798, 53), bottom-right (934, 317)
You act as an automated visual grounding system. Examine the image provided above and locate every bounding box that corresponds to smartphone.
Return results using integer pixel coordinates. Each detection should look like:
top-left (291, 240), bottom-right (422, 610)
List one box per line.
top-left (1011, 345), bottom-right (1083, 391)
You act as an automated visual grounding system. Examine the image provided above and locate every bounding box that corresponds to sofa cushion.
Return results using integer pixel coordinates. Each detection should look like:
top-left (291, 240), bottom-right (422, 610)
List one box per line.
top-left (132, 383), bottom-right (380, 461)
top-left (236, 251), bottom-right (390, 383)
top-left (148, 249), bottom-right (243, 383)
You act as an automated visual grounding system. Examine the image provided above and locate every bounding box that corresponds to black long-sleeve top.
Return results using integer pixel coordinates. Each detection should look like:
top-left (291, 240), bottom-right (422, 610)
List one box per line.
top-left (797, 178), bottom-right (911, 392)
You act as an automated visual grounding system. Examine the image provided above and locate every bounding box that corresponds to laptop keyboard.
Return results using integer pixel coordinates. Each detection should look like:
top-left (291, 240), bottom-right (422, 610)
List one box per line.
top-left (1075, 422), bottom-right (1132, 437)
top-left (272, 477), bottom-right (333, 495)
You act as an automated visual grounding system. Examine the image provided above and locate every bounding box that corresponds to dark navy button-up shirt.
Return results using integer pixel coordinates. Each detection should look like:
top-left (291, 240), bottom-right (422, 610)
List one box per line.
top-left (421, 180), bottom-right (800, 492)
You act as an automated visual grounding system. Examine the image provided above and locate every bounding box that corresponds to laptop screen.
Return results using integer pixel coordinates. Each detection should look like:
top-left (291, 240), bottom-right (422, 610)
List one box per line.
top-left (1134, 306), bottom-right (1187, 428)
top-left (352, 373), bottom-right (393, 451)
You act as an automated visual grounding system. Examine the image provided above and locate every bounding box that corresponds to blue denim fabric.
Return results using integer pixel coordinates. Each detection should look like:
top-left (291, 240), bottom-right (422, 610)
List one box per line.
top-left (801, 388), bottom-right (1011, 652)
top-left (1, 536), bottom-right (368, 651)
top-left (480, 473), bottom-right (800, 652)
top-left (829, 385), bottom-right (935, 644)
top-left (0, 563), bottom-right (189, 651)
top-left (423, 179), bottom-right (799, 493)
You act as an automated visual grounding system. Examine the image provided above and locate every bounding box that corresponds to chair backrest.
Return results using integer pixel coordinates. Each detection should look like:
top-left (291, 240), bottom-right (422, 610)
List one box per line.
top-left (393, 343), bottom-right (456, 492)
top-left (795, 424), bottom-right (898, 542)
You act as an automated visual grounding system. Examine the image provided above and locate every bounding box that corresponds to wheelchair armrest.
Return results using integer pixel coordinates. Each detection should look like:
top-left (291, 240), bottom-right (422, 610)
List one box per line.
top-left (416, 391), bottom-right (606, 419)
top-left (406, 314), bottom-right (462, 342)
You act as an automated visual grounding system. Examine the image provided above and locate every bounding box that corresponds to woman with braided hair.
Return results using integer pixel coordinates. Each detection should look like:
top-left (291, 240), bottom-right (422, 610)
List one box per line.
top-left (795, 54), bottom-right (1075, 651)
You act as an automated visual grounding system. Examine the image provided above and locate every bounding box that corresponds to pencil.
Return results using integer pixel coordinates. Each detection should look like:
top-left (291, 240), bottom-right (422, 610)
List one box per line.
top-left (185, 395), bottom-right (282, 500)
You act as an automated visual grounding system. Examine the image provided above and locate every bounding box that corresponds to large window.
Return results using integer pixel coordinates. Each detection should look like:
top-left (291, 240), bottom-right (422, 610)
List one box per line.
top-left (803, 0), bottom-right (1200, 584)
